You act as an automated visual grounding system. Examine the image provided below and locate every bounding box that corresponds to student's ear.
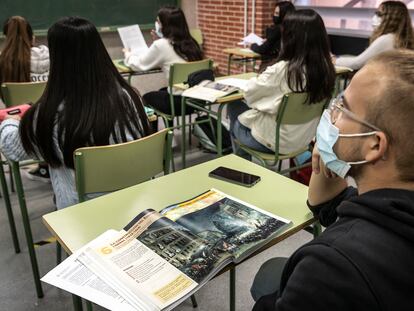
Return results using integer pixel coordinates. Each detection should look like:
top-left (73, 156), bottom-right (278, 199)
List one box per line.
top-left (365, 132), bottom-right (388, 163)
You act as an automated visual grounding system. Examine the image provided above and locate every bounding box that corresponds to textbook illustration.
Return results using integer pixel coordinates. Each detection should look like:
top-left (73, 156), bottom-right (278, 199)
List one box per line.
top-left (42, 189), bottom-right (291, 311)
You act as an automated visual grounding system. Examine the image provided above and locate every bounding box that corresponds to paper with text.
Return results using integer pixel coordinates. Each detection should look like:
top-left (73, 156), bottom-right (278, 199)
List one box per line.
top-left (118, 25), bottom-right (148, 54)
top-left (41, 230), bottom-right (137, 311)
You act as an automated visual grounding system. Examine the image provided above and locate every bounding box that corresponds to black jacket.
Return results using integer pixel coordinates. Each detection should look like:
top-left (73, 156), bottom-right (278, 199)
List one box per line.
top-left (253, 188), bottom-right (414, 311)
top-left (250, 26), bottom-right (281, 60)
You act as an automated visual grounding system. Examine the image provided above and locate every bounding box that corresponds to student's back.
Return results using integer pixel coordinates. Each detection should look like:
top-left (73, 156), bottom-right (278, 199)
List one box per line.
top-left (0, 16), bottom-right (49, 87)
top-left (227, 10), bottom-right (335, 155)
top-left (0, 17), bottom-right (151, 209)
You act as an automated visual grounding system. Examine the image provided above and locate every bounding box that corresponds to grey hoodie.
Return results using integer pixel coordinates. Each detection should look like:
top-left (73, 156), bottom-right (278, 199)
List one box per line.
top-left (30, 45), bottom-right (49, 82)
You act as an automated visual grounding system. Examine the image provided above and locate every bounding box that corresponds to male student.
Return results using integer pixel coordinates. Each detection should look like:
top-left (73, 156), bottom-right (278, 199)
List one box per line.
top-left (250, 49), bottom-right (414, 310)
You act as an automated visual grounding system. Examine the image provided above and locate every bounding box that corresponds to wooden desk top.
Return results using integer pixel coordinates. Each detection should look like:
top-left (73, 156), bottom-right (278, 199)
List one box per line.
top-left (223, 48), bottom-right (261, 58)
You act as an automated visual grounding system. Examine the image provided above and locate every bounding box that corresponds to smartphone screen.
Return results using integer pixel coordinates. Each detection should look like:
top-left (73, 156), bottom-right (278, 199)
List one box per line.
top-left (209, 166), bottom-right (261, 187)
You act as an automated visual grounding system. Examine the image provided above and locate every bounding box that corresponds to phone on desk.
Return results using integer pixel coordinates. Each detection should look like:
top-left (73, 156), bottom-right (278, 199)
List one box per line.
top-left (209, 166), bottom-right (261, 187)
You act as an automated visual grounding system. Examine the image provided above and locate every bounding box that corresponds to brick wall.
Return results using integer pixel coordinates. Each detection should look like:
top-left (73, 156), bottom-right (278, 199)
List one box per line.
top-left (198, 0), bottom-right (278, 74)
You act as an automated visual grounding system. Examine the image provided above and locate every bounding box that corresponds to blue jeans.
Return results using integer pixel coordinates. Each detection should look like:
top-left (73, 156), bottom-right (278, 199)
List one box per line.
top-left (227, 100), bottom-right (272, 158)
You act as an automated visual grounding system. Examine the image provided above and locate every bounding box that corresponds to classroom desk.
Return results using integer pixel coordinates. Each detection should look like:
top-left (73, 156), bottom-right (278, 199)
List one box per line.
top-left (223, 48), bottom-right (261, 75)
top-left (178, 66), bottom-right (352, 168)
top-left (43, 154), bottom-right (314, 311)
top-left (177, 72), bottom-right (257, 168)
top-left (112, 59), bottom-right (162, 84)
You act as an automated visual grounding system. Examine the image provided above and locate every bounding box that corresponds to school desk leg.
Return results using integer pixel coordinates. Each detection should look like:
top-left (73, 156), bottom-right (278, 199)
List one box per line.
top-left (72, 295), bottom-right (83, 311)
top-left (216, 104), bottom-right (225, 157)
top-left (0, 161), bottom-right (20, 253)
top-left (11, 161), bottom-right (44, 298)
top-left (190, 295), bottom-right (198, 308)
top-left (227, 54), bottom-right (233, 75)
top-left (181, 97), bottom-right (187, 169)
top-left (230, 267), bottom-right (236, 311)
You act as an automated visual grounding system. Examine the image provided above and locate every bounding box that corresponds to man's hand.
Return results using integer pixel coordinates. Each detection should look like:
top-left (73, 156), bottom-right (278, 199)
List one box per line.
top-left (308, 143), bottom-right (347, 207)
top-left (312, 145), bottom-right (337, 178)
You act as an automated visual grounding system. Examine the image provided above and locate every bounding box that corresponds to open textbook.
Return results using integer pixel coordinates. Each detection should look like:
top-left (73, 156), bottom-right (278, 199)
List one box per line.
top-left (182, 80), bottom-right (241, 102)
top-left (118, 25), bottom-right (148, 54)
top-left (42, 189), bottom-right (291, 311)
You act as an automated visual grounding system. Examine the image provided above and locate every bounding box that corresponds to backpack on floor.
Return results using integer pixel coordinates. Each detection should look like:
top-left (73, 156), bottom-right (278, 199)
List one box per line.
top-left (192, 115), bottom-right (232, 154)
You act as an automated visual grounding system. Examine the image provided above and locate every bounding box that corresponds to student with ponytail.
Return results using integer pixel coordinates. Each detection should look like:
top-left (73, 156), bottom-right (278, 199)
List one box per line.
top-left (0, 17), bottom-right (151, 209)
top-left (0, 16), bottom-right (49, 86)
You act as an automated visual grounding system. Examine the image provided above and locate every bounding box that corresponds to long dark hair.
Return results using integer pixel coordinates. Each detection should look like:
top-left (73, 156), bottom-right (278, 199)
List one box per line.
top-left (20, 17), bottom-right (151, 169)
top-left (0, 16), bottom-right (33, 85)
top-left (158, 6), bottom-right (203, 61)
top-left (274, 1), bottom-right (295, 24)
top-left (277, 9), bottom-right (335, 104)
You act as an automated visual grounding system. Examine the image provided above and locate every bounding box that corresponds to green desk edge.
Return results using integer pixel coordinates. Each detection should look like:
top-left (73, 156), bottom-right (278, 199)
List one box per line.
top-left (43, 155), bottom-right (314, 254)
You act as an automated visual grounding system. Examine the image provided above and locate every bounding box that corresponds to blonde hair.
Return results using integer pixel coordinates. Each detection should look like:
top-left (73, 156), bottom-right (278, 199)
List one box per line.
top-left (370, 1), bottom-right (414, 49)
top-left (366, 50), bottom-right (414, 181)
top-left (0, 16), bottom-right (33, 86)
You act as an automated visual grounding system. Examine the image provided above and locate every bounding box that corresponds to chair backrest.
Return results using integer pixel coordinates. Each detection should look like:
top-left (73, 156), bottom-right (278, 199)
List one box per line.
top-left (190, 28), bottom-right (203, 46)
top-left (1, 82), bottom-right (47, 107)
top-left (169, 59), bottom-right (213, 87)
top-left (274, 92), bottom-right (329, 155)
top-left (276, 93), bottom-right (328, 125)
top-left (74, 129), bottom-right (172, 202)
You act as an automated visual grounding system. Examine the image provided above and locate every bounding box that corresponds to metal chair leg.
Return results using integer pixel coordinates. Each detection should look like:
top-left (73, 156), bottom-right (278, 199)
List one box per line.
top-left (230, 267), bottom-right (236, 311)
top-left (313, 222), bottom-right (322, 237)
top-left (11, 161), bottom-right (43, 298)
top-left (0, 162), bottom-right (20, 253)
top-left (8, 162), bottom-right (15, 192)
top-left (72, 295), bottom-right (83, 311)
top-left (190, 295), bottom-right (198, 308)
top-left (56, 242), bottom-right (62, 265)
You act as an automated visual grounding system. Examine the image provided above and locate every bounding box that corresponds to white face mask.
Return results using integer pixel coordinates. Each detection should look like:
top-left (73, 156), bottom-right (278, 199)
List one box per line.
top-left (155, 21), bottom-right (163, 38)
top-left (372, 14), bottom-right (382, 28)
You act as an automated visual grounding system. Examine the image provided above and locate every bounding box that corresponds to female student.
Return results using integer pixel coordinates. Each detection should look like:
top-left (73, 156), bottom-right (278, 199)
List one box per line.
top-left (335, 1), bottom-right (414, 70)
top-left (123, 5), bottom-right (203, 116)
top-left (0, 17), bottom-right (151, 209)
top-left (227, 9), bottom-right (335, 157)
top-left (0, 16), bottom-right (50, 181)
top-left (250, 1), bottom-right (295, 63)
top-left (0, 16), bottom-right (49, 86)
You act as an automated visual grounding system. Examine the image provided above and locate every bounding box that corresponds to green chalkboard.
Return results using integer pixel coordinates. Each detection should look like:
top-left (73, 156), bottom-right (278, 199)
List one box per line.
top-left (0, 0), bottom-right (177, 33)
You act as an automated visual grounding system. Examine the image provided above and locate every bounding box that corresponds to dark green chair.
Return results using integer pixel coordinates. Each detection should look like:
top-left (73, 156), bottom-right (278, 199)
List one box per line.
top-left (0, 81), bottom-right (47, 298)
top-left (235, 92), bottom-right (328, 174)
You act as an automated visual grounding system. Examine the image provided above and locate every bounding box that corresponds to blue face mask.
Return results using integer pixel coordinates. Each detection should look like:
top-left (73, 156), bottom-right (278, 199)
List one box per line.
top-left (316, 110), bottom-right (377, 178)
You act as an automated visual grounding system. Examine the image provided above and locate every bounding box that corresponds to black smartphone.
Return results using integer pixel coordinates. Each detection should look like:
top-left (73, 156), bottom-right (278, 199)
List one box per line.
top-left (209, 166), bottom-right (261, 187)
